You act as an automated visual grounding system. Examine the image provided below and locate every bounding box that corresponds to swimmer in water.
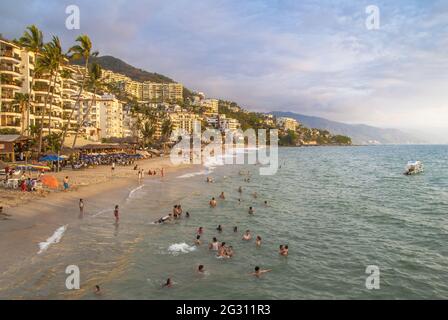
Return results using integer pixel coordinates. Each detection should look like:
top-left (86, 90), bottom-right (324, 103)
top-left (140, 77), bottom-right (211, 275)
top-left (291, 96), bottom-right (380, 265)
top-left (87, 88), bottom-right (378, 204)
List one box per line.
top-left (217, 242), bottom-right (227, 257)
top-left (256, 235), bottom-right (262, 247)
top-left (156, 214), bottom-right (171, 224)
top-left (251, 266), bottom-right (272, 277)
top-left (226, 246), bottom-right (234, 258)
top-left (242, 230), bottom-right (252, 241)
top-left (233, 226), bottom-right (238, 233)
top-left (210, 197), bottom-right (217, 208)
top-left (186, 211), bottom-right (190, 218)
top-left (216, 225), bottom-right (223, 233)
top-left (219, 192), bottom-right (225, 199)
top-left (162, 278), bottom-right (173, 288)
top-left (198, 265), bottom-right (205, 273)
top-left (209, 237), bottom-right (219, 251)
top-left (281, 245), bottom-right (289, 256)
top-left (194, 235), bottom-right (201, 246)
top-left (252, 192), bottom-right (258, 199)
top-left (264, 200), bottom-right (268, 207)
top-left (238, 186), bottom-right (242, 193)
top-left (248, 207), bottom-right (255, 214)
top-left (94, 285), bottom-right (101, 295)
top-left (197, 227), bottom-right (204, 235)
top-left (279, 245), bottom-right (284, 255)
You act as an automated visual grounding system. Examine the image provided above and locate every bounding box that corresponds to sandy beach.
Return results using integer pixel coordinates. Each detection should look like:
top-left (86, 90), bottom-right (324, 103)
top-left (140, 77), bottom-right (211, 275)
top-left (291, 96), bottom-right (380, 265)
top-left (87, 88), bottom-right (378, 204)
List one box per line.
top-left (0, 156), bottom-right (191, 278)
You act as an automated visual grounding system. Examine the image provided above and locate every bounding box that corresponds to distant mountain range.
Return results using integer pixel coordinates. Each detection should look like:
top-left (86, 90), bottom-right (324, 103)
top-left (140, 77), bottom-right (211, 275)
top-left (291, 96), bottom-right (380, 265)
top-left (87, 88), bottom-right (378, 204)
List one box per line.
top-left (271, 111), bottom-right (425, 145)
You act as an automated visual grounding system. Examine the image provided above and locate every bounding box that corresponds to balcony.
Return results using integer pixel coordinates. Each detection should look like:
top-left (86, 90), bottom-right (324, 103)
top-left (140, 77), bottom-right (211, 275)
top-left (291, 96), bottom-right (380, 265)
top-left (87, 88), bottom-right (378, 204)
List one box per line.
top-left (0, 51), bottom-right (21, 63)
top-left (0, 64), bottom-right (21, 75)
top-left (0, 78), bottom-right (22, 89)
top-left (0, 105), bottom-right (21, 114)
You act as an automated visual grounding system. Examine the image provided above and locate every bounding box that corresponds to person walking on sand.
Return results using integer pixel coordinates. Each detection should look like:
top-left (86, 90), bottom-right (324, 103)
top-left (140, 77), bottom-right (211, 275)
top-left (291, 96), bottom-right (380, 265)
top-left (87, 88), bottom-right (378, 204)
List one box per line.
top-left (63, 176), bottom-right (69, 191)
top-left (114, 205), bottom-right (119, 224)
top-left (138, 170), bottom-right (142, 181)
top-left (111, 162), bottom-right (115, 175)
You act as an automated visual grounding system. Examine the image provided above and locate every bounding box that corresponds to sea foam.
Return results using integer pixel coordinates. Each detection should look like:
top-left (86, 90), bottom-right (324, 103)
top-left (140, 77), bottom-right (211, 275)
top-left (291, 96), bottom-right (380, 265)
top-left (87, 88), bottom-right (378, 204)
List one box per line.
top-left (168, 242), bottom-right (197, 254)
top-left (38, 225), bottom-right (68, 254)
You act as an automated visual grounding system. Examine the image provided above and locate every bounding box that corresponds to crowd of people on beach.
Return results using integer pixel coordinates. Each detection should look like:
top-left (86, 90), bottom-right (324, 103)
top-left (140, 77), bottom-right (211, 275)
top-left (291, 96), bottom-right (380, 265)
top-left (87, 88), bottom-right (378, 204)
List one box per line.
top-left (72, 153), bottom-right (139, 169)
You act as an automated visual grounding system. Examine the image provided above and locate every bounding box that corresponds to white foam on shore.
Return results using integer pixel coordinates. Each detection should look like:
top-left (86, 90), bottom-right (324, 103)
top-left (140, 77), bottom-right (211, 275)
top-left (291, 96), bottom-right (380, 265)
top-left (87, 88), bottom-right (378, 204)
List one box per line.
top-left (38, 225), bottom-right (68, 254)
top-left (127, 184), bottom-right (145, 199)
top-left (92, 208), bottom-right (110, 218)
top-left (168, 242), bottom-right (197, 255)
top-left (177, 170), bottom-right (211, 179)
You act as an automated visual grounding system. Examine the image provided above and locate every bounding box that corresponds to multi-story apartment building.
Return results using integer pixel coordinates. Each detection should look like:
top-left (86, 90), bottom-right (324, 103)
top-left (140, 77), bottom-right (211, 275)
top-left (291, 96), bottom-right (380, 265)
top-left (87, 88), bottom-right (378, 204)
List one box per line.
top-left (75, 91), bottom-right (102, 141)
top-left (102, 69), bottom-right (140, 98)
top-left (0, 38), bottom-right (83, 136)
top-left (140, 81), bottom-right (183, 103)
top-left (169, 111), bottom-right (201, 135)
top-left (99, 94), bottom-right (124, 139)
top-left (276, 117), bottom-right (298, 131)
top-left (218, 114), bottom-right (240, 132)
top-left (201, 98), bottom-right (219, 117)
top-left (101, 69), bottom-right (183, 103)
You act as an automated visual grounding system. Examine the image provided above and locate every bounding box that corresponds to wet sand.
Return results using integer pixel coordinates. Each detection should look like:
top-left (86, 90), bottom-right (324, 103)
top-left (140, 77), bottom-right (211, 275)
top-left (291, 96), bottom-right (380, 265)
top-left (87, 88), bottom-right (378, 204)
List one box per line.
top-left (0, 156), bottom-right (190, 278)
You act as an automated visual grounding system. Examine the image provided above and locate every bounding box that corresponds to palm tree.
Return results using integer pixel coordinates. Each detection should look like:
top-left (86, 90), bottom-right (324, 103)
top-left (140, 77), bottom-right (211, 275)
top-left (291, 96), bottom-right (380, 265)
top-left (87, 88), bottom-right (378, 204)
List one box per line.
top-left (60, 35), bottom-right (98, 151)
top-left (141, 121), bottom-right (157, 147)
top-left (35, 36), bottom-right (65, 155)
top-left (161, 117), bottom-right (174, 152)
top-left (18, 25), bottom-right (44, 135)
top-left (13, 93), bottom-right (30, 135)
top-left (45, 37), bottom-right (66, 137)
top-left (71, 63), bottom-right (103, 148)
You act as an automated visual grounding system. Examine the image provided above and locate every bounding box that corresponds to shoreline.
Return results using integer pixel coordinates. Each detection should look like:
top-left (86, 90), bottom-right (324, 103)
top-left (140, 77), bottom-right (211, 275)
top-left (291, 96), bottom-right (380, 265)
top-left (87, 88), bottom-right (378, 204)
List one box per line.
top-left (0, 156), bottom-right (193, 278)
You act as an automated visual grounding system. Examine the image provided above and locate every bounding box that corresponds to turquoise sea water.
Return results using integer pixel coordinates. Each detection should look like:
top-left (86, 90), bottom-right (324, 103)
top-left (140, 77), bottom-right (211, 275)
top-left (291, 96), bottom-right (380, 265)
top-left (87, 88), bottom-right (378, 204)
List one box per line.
top-left (1, 145), bottom-right (448, 299)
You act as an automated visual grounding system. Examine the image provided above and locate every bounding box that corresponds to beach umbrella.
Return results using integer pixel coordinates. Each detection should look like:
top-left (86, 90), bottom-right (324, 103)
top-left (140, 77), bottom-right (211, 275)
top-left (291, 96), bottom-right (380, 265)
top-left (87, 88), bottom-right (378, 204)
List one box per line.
top-left (40, 175), bottom-right (59, 189)
top-left (39, 155), bottom-right (64, 162)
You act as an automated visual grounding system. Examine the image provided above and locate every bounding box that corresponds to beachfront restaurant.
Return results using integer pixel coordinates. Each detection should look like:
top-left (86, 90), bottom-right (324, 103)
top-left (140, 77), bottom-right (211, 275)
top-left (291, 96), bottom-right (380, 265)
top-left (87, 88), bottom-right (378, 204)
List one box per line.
top-left (0, 135), bottom-right (31, 162)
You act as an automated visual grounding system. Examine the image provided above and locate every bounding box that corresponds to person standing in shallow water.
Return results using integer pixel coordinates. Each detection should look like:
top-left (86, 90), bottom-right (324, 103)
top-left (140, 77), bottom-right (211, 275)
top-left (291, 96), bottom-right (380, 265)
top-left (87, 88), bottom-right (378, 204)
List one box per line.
top-left (162, 278), bottom-right (172, 288)
top-left (79, 199), bottom-right (84, 217)
top-left (114, 205), bottom-right (119, 224)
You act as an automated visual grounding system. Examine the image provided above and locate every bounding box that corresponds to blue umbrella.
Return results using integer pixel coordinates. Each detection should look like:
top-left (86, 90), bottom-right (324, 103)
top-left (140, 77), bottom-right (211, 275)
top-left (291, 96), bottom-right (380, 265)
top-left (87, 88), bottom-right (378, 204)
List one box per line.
top-left (39, 155), bottom-right (64, 162)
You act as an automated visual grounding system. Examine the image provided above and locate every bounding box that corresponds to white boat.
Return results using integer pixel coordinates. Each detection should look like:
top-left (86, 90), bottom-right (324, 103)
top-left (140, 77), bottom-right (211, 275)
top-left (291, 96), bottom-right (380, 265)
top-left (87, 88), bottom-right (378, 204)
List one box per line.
top-left (404, 161), bottom-right (423, 175)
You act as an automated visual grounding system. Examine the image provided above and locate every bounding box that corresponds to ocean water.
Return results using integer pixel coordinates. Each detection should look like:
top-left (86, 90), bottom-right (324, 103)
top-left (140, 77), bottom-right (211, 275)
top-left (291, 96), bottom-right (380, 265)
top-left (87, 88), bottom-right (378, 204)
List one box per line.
top-left (1, 145), bottom-right (448, 299)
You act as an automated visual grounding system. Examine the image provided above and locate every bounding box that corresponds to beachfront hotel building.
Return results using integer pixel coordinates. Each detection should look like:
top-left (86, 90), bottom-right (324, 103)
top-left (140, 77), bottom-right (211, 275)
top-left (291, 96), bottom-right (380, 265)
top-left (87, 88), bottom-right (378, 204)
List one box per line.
top-left (276, 117), bottom-right (298, 131)
top-left (169, 111), bottom-right (201, 134)
top-left (98, 94), bottom-right (124, 139)
top-left (0, 38), bottom-right (84, 136)
top-left (101, 69), bottom-right (183, 103)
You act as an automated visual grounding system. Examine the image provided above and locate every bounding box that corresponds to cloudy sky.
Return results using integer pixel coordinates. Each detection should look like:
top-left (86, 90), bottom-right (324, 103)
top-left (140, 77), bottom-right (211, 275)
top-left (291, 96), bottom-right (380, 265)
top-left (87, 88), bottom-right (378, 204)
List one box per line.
top-left (1, 0), bottom-right (447, 141)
